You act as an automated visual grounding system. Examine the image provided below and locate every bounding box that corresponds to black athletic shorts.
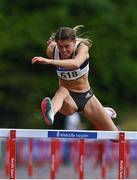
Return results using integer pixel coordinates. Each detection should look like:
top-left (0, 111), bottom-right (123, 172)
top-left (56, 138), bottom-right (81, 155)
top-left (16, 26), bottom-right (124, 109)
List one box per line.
top-left (69, 89), bottom-right (94, 112)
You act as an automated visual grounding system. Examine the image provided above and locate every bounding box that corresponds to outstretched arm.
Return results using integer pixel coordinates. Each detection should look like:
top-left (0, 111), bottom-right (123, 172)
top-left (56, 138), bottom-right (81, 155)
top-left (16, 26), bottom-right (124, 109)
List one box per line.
top-left (32, 44), bottom-right (89, 69)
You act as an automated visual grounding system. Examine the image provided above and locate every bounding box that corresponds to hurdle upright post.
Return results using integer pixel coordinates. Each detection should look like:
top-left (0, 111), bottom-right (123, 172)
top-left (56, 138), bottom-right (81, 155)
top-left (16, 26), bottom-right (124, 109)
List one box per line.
top-left (18, 139), bottom-right (25, 166)
top-left (9, 130), bottom-right (16, 179)
top-left (50, 139), bottom-right (56, 179)
top-left (118, 132), bottom-right (125, 179)
top-left (79, 139), bottom-right (85, 179)
top-left (28, 138), bottom-right (33, 177)
top-left (101, 140), bottom-right (106, 178)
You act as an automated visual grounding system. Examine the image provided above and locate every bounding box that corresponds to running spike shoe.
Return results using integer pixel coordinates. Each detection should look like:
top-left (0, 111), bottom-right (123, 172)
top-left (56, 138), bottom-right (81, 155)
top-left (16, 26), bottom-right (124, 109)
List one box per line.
top-left (41, 97), bottom-right (54, 125)
top-left (104, 107), bottom-right (117, 119)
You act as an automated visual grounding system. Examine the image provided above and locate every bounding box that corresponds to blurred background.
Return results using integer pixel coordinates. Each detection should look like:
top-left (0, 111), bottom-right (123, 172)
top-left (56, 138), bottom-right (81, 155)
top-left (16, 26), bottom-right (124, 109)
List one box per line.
top-left (0, 0), bottom-right (137, 130)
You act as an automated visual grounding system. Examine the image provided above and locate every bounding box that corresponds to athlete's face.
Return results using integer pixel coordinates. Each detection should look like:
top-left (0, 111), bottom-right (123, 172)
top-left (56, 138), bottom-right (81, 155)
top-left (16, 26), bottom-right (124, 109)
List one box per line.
top-left (56, 39), bottom-right (76, 59)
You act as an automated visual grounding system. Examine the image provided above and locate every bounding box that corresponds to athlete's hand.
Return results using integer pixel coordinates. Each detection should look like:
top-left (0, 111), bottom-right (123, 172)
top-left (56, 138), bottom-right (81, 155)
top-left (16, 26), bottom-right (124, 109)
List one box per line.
top-left (32, 57), bottom-right (50, 65)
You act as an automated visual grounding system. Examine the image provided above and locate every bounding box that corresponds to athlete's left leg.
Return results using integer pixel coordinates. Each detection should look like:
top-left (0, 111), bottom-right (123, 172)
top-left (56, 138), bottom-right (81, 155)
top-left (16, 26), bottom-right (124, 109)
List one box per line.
top-left (81, 95), bottom-right (118, 131)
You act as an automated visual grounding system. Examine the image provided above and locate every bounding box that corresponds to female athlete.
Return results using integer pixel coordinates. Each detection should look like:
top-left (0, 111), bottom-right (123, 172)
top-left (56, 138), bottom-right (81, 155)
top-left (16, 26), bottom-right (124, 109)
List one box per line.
top-left (32, 25), bottom-right (118, 131)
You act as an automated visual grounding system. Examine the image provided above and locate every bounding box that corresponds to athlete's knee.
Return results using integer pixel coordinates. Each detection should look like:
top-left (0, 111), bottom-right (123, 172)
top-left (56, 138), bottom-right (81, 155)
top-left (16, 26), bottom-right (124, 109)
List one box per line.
top-left (60, 109), bottom-right (77, 116)
top-left (57, 86), bottom-right (69, 95)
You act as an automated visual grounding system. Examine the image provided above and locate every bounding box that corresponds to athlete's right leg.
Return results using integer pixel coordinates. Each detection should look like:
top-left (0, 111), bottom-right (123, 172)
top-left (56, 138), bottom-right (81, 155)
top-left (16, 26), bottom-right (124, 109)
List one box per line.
top-left (41, 87), bottom-right (69, 125)
top-left (41, 87), bottom-right (78, 125)
top-left (51, 87), bottom-right (71, 114)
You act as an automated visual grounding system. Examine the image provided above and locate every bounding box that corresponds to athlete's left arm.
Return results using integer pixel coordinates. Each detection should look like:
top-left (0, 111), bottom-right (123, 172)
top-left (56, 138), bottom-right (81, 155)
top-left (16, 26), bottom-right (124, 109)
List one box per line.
top-left (74, 43), bottom-right (89, 67)
top-left (32, 44), bottom-right (89, 69)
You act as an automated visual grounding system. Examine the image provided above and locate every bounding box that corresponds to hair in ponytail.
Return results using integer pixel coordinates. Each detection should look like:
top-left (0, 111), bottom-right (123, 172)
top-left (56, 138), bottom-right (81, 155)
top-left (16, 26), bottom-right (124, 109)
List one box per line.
top-left (73, 25), bottom-right (92, 48)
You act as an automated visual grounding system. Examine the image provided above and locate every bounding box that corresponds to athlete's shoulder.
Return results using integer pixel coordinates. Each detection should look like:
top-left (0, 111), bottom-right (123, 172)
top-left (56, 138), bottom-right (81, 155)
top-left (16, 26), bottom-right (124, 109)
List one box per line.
top-left (46, 41), bottom-right (56, 58)
top-left (76, 37), bottom-right (92, 53)
top-left (76, 42), bottom-right (89, 55)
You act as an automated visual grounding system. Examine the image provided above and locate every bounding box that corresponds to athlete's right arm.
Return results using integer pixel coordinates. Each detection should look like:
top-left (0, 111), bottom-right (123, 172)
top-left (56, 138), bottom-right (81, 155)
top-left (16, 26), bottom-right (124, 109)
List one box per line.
top-left (46, 40), bottom-right (56, 59)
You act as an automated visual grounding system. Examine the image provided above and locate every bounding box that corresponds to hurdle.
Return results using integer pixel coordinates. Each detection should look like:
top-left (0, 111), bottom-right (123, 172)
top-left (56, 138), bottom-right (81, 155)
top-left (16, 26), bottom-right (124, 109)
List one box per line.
top-left (0, 128), bottom-right (137, 179)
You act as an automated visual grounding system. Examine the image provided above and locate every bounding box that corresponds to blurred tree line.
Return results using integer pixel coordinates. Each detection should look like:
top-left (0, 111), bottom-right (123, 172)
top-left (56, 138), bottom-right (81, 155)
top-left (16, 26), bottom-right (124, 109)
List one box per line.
top-left (0, 0), bottom-right (137, 129)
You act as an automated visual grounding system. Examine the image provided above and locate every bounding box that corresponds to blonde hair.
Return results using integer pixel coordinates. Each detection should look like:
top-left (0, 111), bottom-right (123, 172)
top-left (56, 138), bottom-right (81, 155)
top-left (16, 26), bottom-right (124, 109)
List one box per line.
top-left (73, 25), bottom-right (93, 48)
top-left (50, 25), bottom-right (93, 48)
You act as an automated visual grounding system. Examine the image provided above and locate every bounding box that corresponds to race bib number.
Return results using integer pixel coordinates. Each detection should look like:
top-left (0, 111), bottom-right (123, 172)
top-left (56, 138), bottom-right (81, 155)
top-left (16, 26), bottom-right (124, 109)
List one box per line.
top-left (60, 71), bottom-right (78, 79)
